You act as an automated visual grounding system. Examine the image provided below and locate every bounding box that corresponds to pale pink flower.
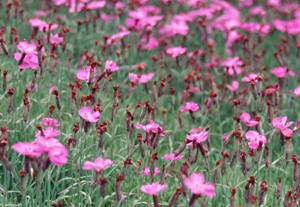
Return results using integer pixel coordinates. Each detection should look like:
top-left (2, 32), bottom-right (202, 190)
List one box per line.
top-left (162, 153), bottom-right (183, 161)
top-left (128, 73), bottom-right (138, 82)
top-left (107, 31), bottom-right (131, 45)
top-left (140, 182), bottom-right (168, 195)
top-left (34, 137), bottom-right (63, 152)
top-left (139, 73), bottom-right (154, 84)
top-left (47, 145), bottom-right (68, 165)
top-left (115, 1), bottom-right (125, 8)
top-left (226, 80), bottom-right (239, 92)
top-left (29, 17), bottom-right (58, 31)
top-left (49, 86), bottom-right (55, 94)
top-left (184, 173), bottom-right (215, 197)
top-left (105, 60), bottom-right (119, 73)
top-left (78, 107), bottom-right (100, 122)
top-left (294, 86), bottom-right (300, 96)
top-left (241, 73), bottom-right (259, 83)
top-left (45, 33), bottom-right (63, 48)
top-left (166, 46), bottom-right (186, 58)
top-left (87, 1), bottom-right (105, 10)
top-left (186, 131), bottom-right (208, 145)
top-left (272, 116), bottom-right (294, 131)
top-left (181, 101), bottom-right (199, 112)
top-left (268, 0), bottom-right (280, 6)
top-left (76, 66), bottom-right (97, 83)
top-left (270, 67), bottom-right (295, 78)
top-left (26, 84), bottom-right (38, 91)
top-left (82, 157), bottom-right (113, 172)
top-left (11, 142), bottom-right (43, 157)
top-left (139, 166), bottom-right (160, 176)
top-left (240, 113), bottom-right (259, 127)
top-left (136, 120), bottom-right (165, 136)
top-left (101, 13), bottom-right (110, 21)
top-left (221, 57), bottom-right (242, 76)
top-left (245, 131), bottom-right (267, 149)
top-left (17, 41), bottom-right (38, 55)
top-left (225, 30), bottom-right (242, 54)
top-left (189, 87), bottom-right (200, 93)
top-left (42, 118), bottom-right (60, 127)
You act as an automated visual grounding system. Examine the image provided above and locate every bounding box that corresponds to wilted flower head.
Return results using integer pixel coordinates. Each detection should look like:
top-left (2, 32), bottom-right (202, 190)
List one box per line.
top-left (139, 166), bottom-right (160, 176)
top-left (184, 173), bottom-right (215, 197)
top-left (181, 101), bottom-right (199, 112)
top-left (140, 182), bottom-right (168, 195)
top-left (245, 131), bottom-right (267, 149)
top-left (78, 107), bottom-right (100, 122)
top-left (82, 157), bottom-right (113, 172)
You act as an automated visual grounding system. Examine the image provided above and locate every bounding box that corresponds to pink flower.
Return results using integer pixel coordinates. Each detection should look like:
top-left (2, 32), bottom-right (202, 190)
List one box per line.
top-left (268, 0), bottom-right (280, 6)
top-left (226, 80), bottom-right (239, 92)
top-left (270, 67), bottom-right (295, 78)
top-left (11, 142), bottom-right (43, 157)
top-left (42, 118), bottom-right (60, 127)
top-left (139, 166), bottom-right (160, 176)
top-left (34, 137), bottom-right (63, 152)
top-left (47, 145), bottom-right (68, 165)
top-left (166, 46), bottom-right (186, 58)
top-left (105, 60), bottom-right (119, 73)
top-left (190, 126), bottom-right (204, 134)
top-left (162, 153), bottom-right (183, 161)
top-left (140, 182), bottom-right (168, 195)
top-left (272, 116), bottom-right (294, 131)
top-left (240, 113), bottom-right (259, 127)
top-left (76, 66), bottom-right (97, 83)
top-left (17, 41), bottom-right (38, 55)
top-left (14, 53), bottom-right (38, 69)
top-left (184, 173), bottom-right (215, 197)
top-left (107, 31), bottom-right (131, 45)
top-left (78, 107), bottom-right (100, 123)
top-left (136, 120), bottom-right (165, 136)
top-left (45, 33), bottom-right (63, 48)
top-left (87, 1), bottom-right (105, 10)
top-left (186, 131), bottom-right (208, 145)
top-left (139, 73), bottom-right (154, 84)
top-left (129, 73), bottom-right (138, 82)
top-left (294, 86), bottom-right (300, 96)
top-left (241, 73), bottom-right (259, 83)
top-left (29, 17), bottom-right (58, 31)
top-left (189, 87), bottom-right (200, 93)
top-left (221, 57), bottom-right (242, 76)
top-left (35, 127), bottom-right (60, 139)
top-left (49, 86), bottom-right (55, 94)
top-left (82, 157), bottom-right (113, 172)
top-left (245, 131), bottom-right (267, 149)
top-left (181, 101), bottom-right (199, 112)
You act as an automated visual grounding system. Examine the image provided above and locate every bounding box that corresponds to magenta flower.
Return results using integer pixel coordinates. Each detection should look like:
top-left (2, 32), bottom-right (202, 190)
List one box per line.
top-left (245, 131), bottom-right (267, 149)
top-left (184, 173), bottom-right (215, 197)
top-left (107, 31), bottom-right (131, 45)
top-left (17, 41), bottom-right (38, 55)
top-left (47, 145), bottom-right (68, 165)
top-left (29, 17), bottom-right (58, 31)
top-left (162, 153), bottom-right (183, 161)
top-left (139, 73), bottom-right (154, 84)
top-left (129, 73), bottom-right (138, 83)
top-left (241, 73), bottom-right (259, 83)
top-left (186, 131), bottom-right (208, 145)
top-left (34, 137), bottom-right (62, 152)
top-left (14, 53), bottom-right (38, 69)
top-left (190, 126), bottom-right (204, 133)
top-left (240, 113), bottom-right (259, 127)
top-left (221, 57), bottom-right (242, 76)
top-left (87, 1), bottom-right (106, 10)
top-left (35, 127), bottom-right (60, 139)
top-left (270, 67), bottom-right (295, 78)
top-left (45, 33), bottom-right (63, 48)
top-left (82, 157), bottom-right (113, 172)
top-left (166, 46), bottom-right (186, 58)
top-left (42, 118), bottom-right (60, 127)
top-left (226, 80), bottom-right (239, 92)
top-left (11, 142), bottom-right (43, 157)
top-left (189, 87), bottom-right (200, 93)
top-left (181, 101), bottom-right (199, 112)
top-left (294, 86), bottom-right (300, 96)
top-left (76, 66), bottom-right (97, 83)
top-left (136, 120), bottom-right (165, 136)
top-left (272, 116), bottom-right (294, 131)
top-left (105, 60), bottom-right (119, 73)
top-left (78, 107), bottom-right (100, 123)
top-left (140, 182), bottom-right (168, 195)
top-left (139, 166), bottom-right (160, 176)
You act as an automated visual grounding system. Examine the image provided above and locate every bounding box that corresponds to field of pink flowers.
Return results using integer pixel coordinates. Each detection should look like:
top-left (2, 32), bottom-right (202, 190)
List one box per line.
top-left (1, 0), bottom-right (300, 206)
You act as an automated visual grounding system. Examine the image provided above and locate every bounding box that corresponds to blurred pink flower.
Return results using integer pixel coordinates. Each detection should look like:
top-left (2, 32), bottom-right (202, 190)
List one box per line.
top-left (268, 0), bottom-right (280, 6)
top-left (184, 173), bottom-right (215, 197)
top-left (34, 137), bottom-right (63, 152)
top-left (240, 112), bottom-right (259, 126)
top-left (189, 87), bottom-right (200, 93)
top-left (35, 127), bottom-right (60, 139)
top-left (272, 116), bottom-right (293, 131)
top-left (166, 46), bottom-right (186, 58)
top-left (29, 17), bottom-right (58, 31)
top-left (294, 86), bottom-right (300, 96)
top-left (129, 73), bottom-right (138, 82)
top-left (162, 153), bottom-right (183, 161)
top-left (48, 145), bottom-right (68, 165)
top-left (14, 53), bottom-right (38, 69)
top-left (136, 120), bottom-right (165, 136)
top-left (107, 31), bottom-right (130, 45)
top-left (78, 107), bottom-right (100, 122)
top-left (221, 57), bottom-right (242, 76)
top-left (139, 73), bottom-right (154, 84)
top-left (270, 67), bottom-right (295, 78)
top-left (181, 101), bottom-right (199, 112)
top-left (245, 131), bottom-right (267, 149)
top-left (140, 182), bottom-right (168, 195)
top-left (190, 126), bottom-right (204, 133)
top-left (76, 66), bottom-right (97, 83)
top-left (17, 41), bottom-right (38, 55)
top-left (139, 166), bottom-right (160, 176)
top-left (87, 1), bottom-right (105, 10)
top-left (82, 157), bottom-right (113, 172)
top-left (186, 131), bottom-right (208, 145)
top-left (11, 142), bottom-right (43, 157)
top-left (226, 80), bottom-right (239, 92)
top-left (42, 118), bottom-right (60, 127)
top-left (45, 33), bottom-right (63, 48)
top-left (241, 73), bottom-right (259, 83)
top-left (105, 60), bottom-right (119, 73)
